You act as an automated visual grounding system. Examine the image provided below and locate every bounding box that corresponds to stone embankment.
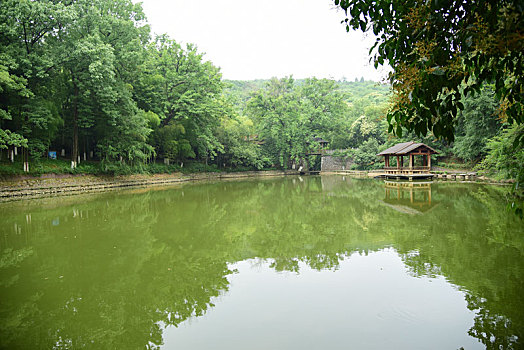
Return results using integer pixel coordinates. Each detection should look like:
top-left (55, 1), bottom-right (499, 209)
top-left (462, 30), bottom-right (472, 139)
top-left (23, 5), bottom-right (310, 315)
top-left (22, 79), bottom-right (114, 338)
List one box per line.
top-left (0, 170), bottom-right (299, 201)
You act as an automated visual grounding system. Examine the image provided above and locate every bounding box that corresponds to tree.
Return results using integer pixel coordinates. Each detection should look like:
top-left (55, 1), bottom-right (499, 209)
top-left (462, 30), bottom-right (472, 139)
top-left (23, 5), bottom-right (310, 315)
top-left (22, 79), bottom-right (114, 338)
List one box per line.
top-left (56, 0), bottom-right (151, 167)
top-left (247, 77), bottom-right (305, 167)
top-left (134, 35), bottom-right (224, 163)
top-left (334, 0), bottom-right (523, 141)
top-left (247, 77), bottom-right (348, 168)
top-left (0, 0), bottom-right (69, 160)
top-left (0, 0), bottom-right (154, 167)
top-left (348, 115), bottom-right (386, 147)
top-left (477, 124), bottom-right (524, 216)
top-left (453, 86), bottom-right (501, 161)
top-left (299, 78), bottom-right (348, 136)
top-left (0, 56), bottom-right (29, 150)
top-left (216, 111), bottom-right (269, 169)
top-left (352, 137), bottom-right (380, 169)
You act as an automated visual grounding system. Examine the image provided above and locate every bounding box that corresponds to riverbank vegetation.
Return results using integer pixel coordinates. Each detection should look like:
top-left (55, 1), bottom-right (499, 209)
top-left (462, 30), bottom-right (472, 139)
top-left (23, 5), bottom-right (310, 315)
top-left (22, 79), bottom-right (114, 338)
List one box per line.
top-left (0, 0), bottom-right (522, 187)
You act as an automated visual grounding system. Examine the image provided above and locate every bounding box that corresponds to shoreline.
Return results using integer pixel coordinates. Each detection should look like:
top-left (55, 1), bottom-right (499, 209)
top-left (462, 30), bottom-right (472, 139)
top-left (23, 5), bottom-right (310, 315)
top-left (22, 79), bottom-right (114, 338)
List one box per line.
top-left (0, 170), bottom-right (513, 202)
top-left (0, 170), bottom-right (300, 201)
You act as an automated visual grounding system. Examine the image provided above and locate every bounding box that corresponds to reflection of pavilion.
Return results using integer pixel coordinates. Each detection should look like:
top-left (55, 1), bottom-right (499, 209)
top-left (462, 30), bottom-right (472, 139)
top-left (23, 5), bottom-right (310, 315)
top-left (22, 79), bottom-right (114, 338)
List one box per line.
top-left (382, 181), bottom-right (437, 214)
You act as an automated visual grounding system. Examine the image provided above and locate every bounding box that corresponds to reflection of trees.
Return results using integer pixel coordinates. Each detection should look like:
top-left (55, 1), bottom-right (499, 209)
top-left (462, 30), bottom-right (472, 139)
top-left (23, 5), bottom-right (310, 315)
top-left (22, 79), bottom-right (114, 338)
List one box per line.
top-left (0, 190), bottom-right (233, 349)
top-left (390, 183), bottom-right (523, 349)
top-left (0, 177), bottom-right (522, 348)
top-left (467, 292), bottom-right (521, 350)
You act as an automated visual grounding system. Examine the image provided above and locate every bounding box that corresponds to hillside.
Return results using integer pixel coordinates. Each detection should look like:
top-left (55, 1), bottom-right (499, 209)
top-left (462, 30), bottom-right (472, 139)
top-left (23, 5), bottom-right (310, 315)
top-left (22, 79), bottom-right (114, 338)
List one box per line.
top-left (223, 79), bottom-right (391, 113)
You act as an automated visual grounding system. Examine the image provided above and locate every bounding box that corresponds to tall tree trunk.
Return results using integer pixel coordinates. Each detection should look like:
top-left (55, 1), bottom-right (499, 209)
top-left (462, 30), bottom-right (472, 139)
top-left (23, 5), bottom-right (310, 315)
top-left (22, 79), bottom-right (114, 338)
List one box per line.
top-left (23, 147), bottom-right (29, 172)
top-left (72, 75), bottom-right (79, 169)
top-left (72, 118), bottom-right (78, 168)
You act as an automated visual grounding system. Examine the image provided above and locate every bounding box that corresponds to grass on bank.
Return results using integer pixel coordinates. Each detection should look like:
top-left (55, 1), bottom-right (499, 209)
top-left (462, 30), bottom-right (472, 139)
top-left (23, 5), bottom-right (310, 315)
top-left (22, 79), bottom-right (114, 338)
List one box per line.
top-left (0, 158), bottom-right (271, 177)
top-left (0, 156), bottom-right (491, 178)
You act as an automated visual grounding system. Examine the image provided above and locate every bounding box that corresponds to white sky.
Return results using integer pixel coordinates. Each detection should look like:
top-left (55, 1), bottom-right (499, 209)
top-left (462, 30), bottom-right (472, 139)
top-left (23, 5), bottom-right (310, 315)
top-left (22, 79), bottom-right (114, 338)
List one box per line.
top-left (136, 0), bottom-right (389, 81)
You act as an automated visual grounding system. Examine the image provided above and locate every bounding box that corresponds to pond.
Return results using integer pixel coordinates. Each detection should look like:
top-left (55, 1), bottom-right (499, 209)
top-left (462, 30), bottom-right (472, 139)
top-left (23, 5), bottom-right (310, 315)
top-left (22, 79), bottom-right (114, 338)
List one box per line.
top-left (0, 176), bottom-right (522, 349)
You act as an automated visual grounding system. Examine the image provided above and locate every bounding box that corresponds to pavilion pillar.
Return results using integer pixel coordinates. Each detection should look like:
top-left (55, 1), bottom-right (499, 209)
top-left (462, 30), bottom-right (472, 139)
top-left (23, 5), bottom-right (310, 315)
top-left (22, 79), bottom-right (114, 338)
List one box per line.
top-left (409, 154), bottom-right (413, 168)
top-left (396, 156), bottom-right (400, 169)
top-left (400, 156), bottom-right (404, 168)
top-left (428, 152), bottom-right (431, 168)
top-left (385, 155), bottom-right (389, 168)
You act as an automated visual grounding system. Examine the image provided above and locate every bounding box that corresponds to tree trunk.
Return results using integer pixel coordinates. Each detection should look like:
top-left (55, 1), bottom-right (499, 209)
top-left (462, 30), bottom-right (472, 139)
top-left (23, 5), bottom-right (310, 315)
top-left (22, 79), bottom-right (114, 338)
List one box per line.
top-left (23, 147), bottom-right (29, 172)
top-left (72, 117), bottom-right (78, 168)
top-left (71, 75), bottom-right (79, 169)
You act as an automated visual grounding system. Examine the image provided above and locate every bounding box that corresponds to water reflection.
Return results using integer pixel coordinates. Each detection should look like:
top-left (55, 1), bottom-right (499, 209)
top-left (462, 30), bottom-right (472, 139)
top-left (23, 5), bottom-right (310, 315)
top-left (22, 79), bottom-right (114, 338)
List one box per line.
top-left (383, 180), bottom-right (437, 214)
top-left (0, 176), bottom-right (522, 349)
top-left (165, 252), bottom-right (480, 350)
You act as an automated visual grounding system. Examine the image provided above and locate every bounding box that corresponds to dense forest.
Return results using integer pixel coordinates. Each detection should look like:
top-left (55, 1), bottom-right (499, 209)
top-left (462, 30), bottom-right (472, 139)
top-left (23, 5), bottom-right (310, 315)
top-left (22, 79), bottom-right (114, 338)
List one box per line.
top-left (0, 0), bottom-right (522, 182)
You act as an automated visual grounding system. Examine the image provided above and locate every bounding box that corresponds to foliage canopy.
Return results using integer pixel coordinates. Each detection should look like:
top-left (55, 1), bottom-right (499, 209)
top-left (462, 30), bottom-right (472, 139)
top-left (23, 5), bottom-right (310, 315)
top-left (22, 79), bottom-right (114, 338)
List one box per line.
top-left (335, 0), bottom-right (523, 142)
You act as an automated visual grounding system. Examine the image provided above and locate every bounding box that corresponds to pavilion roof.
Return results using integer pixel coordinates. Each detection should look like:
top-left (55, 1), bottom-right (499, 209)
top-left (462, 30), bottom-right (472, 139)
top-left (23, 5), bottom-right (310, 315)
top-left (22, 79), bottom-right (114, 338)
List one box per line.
top-left (377, 142), bottom-right (438, 156)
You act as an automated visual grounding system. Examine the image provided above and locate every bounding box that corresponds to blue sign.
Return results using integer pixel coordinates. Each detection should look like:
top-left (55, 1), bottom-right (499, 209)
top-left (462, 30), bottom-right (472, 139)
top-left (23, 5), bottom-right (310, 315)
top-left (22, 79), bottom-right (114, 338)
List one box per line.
top-left (48, 151), bottom-right (57, 160)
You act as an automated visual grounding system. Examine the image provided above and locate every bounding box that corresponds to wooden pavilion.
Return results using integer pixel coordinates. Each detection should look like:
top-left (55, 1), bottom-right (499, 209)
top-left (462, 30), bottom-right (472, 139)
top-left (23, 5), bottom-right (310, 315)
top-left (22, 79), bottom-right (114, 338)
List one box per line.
top-left (377, 142), bottom-right (438, 178)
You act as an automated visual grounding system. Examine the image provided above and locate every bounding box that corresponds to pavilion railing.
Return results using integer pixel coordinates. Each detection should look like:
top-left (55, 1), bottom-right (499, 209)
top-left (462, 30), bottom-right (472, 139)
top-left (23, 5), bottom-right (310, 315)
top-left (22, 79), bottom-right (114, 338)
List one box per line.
top-left (384, 166), bottom-right (430, 170)
top-left (383, 166), bottom-right (431, 174)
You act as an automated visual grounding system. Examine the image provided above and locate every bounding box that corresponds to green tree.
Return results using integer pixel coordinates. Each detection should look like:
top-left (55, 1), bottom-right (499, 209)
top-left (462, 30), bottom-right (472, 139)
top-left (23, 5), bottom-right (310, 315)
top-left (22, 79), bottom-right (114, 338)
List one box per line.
top-left (0, 56), bottom-right (29, 150)
top-left (247, 77), bottom-right (348, 168)
top-left (334, 0), bottom-right (523, 141)
top-left (247, 77), bottom-right (305, 167)
top-left (348, 115), bottom-right (386, 147)
top-left (216, 112), bottom-right (269, 169)
top-left (0, 0), bottom-right (70, 160)
top-left (477, 124), bottom-right (524, 215)
top-left (56, 0), bottom-right (152, 167)
top-left (134, 35), bottom-right (224, 163)
top-left (351, 137), bottom-right (380, 169)
top-left (453, 86), bottom-right (502, 161)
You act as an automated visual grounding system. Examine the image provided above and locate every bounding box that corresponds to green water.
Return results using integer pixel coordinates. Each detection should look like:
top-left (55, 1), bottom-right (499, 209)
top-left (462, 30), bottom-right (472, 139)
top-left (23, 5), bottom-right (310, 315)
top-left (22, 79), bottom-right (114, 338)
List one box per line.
top-left (0, 176), bottom-right (522, 349)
